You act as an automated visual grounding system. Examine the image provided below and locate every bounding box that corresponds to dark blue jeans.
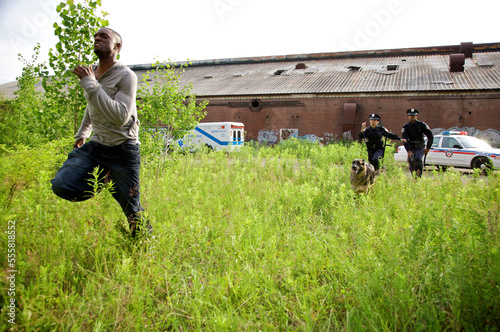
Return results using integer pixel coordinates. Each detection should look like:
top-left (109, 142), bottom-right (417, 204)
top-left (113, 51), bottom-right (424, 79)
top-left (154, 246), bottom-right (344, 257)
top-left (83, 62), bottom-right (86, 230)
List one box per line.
top-left (367, 148), bottom-right (385, 171)
top-left (51, 141), bottom-right (147, 235)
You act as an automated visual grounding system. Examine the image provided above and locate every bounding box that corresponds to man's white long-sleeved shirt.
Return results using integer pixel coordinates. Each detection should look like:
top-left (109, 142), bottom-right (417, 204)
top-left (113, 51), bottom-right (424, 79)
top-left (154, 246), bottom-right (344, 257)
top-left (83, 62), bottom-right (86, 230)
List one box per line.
top-left (75, 61), bottom-right (139, 146)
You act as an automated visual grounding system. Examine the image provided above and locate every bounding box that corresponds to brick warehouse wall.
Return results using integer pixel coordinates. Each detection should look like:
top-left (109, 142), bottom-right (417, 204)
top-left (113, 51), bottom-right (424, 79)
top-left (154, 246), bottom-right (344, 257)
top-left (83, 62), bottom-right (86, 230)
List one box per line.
top-left (199, 92), bottom-right (500, 143)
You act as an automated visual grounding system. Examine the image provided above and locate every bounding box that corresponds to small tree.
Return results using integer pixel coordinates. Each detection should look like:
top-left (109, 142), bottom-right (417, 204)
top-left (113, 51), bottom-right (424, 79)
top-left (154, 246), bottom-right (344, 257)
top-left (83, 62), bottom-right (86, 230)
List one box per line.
top-left (37, 0), bottom-right (109, 136)
top-left (0, 44), bottom-right (47, 147)
top-left (0, 97), bottom-right (16, 148)
top-left (138, 60), bottom-right (208, 155)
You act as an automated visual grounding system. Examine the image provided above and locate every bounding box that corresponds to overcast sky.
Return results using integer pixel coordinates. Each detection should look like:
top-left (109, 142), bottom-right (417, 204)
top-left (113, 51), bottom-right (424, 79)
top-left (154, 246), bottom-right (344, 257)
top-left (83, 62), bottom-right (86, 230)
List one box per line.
top-left (0, 0), bottom-right (498, 84)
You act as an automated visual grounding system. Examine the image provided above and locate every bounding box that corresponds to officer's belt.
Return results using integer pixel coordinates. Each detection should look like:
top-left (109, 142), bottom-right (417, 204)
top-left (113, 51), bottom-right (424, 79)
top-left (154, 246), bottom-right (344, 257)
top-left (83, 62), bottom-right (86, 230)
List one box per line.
top-left (368, 144), bottom-right (383, 150)
top-left (408, 141), bottom-right (425, 148)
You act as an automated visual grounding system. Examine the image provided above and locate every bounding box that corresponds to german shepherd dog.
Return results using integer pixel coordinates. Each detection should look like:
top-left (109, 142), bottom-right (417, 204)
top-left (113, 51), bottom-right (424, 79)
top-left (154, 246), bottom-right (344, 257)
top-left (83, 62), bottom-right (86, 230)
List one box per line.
top-left (350, 159), bottom-right (383, 194)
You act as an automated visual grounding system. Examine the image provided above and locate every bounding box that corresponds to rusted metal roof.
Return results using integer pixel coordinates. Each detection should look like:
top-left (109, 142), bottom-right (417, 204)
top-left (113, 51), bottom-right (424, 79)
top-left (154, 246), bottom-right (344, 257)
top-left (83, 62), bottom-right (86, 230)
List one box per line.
top-left (1, 43), bottom-right (499, 99)
top-left (133, 47), bottom-right (500, 97)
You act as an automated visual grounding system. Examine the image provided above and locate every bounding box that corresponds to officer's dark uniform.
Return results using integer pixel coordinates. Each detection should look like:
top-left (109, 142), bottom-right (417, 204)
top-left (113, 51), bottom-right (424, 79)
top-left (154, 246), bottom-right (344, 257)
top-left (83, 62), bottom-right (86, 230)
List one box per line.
top-left (359, 113), bottom-right (402, 171)
top-left (401, 109), bottom-right (433, 176)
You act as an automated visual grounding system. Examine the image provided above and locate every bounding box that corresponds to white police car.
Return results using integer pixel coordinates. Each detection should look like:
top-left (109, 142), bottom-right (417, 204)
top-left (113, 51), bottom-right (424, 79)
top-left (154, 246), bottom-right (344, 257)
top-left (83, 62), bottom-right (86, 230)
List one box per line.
top-left (394, 131), bottom-right (500, 171)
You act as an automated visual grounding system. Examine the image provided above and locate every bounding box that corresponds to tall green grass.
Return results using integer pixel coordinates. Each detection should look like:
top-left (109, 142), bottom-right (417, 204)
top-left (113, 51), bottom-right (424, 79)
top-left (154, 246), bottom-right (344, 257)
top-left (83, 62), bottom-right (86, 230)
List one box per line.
top-left (1, 139), bottom-right (499, 331)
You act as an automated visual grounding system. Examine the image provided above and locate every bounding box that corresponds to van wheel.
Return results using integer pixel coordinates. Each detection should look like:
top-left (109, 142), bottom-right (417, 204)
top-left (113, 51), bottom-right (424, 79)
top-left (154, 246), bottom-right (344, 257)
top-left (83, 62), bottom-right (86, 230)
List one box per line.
top-left (471, 157), bottom-right (493, 175)
top-left (437, 165), bottom-right (448, 172)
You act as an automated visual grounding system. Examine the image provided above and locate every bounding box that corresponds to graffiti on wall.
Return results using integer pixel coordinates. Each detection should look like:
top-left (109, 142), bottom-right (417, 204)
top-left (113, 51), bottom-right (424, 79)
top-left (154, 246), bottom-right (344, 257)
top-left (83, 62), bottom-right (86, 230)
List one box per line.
top-left (434, 127), bottom-right (500, 147)
top-left (257, 127), bottom-right (500, 147)
top-left (324, 133), bottom-right (337, 144)
top-left (299, 134), bottom-right (320, 143)
top-left (342, 131), bottom-right (354, 141)
top-left (257, 130), bottom-right (354, 145)
top-left (280, 129), bottom-right (299, 141)
top-left (257, 130), bottom-right (279, 144)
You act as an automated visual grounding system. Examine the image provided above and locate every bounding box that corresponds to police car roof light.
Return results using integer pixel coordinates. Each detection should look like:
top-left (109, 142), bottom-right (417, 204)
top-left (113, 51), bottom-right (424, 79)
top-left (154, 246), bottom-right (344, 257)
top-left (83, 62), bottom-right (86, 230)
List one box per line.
top-left (441, 130), bottom-right (468, 136)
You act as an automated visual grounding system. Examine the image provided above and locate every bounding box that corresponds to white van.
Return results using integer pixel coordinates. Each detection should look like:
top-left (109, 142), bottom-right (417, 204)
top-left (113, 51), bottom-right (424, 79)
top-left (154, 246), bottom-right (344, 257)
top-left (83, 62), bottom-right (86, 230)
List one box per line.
top-left (174, 122), bottom-right (245, 152)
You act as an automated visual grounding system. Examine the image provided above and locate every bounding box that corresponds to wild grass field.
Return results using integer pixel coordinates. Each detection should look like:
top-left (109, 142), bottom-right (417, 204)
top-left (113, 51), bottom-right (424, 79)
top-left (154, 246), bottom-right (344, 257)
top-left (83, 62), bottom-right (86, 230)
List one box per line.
top-left (1, 139), bottom-right (499, 331)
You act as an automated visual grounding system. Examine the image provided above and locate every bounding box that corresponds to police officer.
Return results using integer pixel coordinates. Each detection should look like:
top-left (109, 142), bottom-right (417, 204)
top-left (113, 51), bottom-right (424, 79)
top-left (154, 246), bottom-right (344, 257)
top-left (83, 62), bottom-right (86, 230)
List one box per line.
top-left (401, 109), bottom-right (434, 177)
top-left (359, 113), bottom-right (405, 171)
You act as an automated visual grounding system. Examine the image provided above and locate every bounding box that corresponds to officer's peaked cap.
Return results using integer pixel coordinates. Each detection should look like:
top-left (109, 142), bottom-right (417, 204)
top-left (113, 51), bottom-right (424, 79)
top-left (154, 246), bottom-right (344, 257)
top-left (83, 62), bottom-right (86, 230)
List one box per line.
top-left (406, 108), bottom-right (419, 115)
top-left (369, 113), bottom-right (381, 120)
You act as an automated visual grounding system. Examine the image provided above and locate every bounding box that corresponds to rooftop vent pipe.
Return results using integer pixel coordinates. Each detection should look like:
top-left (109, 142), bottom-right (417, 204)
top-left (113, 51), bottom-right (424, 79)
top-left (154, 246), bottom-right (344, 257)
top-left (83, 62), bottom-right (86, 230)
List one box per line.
top-left (449, 54), bottom-right (465, 72)
top-left (460, 42), bottom-right (473, 58)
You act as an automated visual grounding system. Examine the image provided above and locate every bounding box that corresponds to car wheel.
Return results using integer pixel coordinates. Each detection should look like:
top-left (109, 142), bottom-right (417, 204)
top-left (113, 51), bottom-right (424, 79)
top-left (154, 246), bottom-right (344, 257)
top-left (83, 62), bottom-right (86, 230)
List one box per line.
top-left (471, 157), bottom-right (493, 175)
